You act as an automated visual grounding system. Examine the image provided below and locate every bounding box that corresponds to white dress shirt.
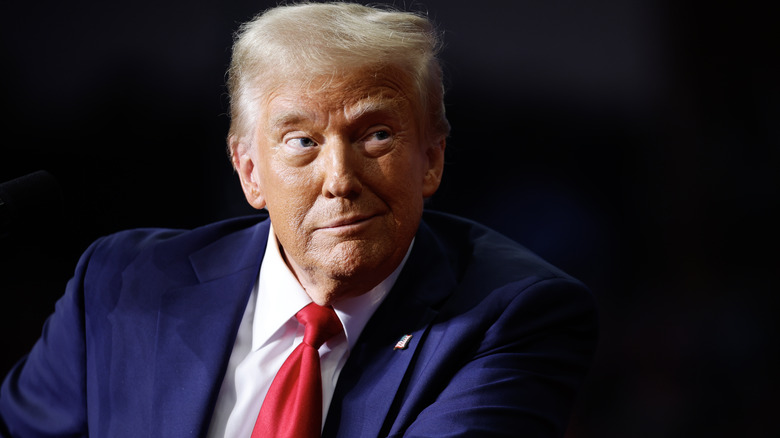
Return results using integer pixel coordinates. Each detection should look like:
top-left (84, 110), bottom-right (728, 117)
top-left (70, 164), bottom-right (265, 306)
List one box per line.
top-left (207, 224), bottom-right (411, 437)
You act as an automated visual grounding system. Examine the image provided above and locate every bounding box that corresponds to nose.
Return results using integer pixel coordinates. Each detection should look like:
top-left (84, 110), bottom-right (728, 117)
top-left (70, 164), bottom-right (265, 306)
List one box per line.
top-left (321, 139), bottom-right (363, 199)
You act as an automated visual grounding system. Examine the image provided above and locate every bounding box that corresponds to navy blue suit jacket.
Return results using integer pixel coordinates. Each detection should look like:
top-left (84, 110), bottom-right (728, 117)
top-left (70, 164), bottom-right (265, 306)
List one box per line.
top-left (0, 211), bottom-right (597, 437)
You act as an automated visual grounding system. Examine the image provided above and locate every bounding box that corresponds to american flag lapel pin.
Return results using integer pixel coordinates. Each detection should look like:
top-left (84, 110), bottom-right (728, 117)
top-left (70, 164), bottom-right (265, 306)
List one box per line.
top-left (394, 334), bottom-right (413, 350)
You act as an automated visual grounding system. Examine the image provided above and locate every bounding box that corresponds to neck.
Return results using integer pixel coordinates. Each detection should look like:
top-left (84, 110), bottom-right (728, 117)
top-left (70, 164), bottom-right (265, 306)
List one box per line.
top-left (283, 256), bottom-right (389, 307)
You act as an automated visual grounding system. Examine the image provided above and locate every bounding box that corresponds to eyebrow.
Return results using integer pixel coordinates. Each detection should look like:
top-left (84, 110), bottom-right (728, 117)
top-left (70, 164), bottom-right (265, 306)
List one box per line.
top-left (344, 95), bottom-right (406, 122)
top-left (266, 94), bottom-right (408, 131)
top-left (268, 111), bottom-right (313, 131)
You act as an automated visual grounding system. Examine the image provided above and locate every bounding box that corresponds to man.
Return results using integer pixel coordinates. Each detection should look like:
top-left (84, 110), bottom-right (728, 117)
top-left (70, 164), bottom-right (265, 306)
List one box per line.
top-left (0, 3), bottom-right (597, 437)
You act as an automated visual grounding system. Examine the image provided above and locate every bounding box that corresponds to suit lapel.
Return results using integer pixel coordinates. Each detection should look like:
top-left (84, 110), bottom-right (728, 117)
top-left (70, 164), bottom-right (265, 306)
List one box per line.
top-left (324, 220), bottom-right (458, 438)
top-left (150, 219), bottom-right (270, 436)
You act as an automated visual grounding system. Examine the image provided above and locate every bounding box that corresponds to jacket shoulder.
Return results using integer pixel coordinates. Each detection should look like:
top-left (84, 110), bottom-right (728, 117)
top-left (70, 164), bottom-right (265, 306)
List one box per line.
top-left (88, 214), bottom-right (267, 272)
top-left (76, 214), bottom-right (268, 304)
top-left (421, 210), bottom-right (579, 288)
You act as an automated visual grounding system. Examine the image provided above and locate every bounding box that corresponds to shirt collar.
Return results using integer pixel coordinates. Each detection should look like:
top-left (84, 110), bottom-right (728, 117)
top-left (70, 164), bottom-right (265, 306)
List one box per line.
top-left (252, 224), bottom-right (412, 352)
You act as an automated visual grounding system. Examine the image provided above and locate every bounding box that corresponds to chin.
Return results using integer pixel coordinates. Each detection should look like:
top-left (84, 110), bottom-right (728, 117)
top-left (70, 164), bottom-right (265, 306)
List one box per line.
top-left (314, 247), bottom-right (393, 293)
top-left (325, 240), bottom-right (392, 274)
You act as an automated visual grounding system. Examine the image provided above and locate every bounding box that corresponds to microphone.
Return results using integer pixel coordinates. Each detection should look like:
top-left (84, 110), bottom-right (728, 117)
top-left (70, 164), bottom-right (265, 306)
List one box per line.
top-left (0, 170), bottom-right (64, 240)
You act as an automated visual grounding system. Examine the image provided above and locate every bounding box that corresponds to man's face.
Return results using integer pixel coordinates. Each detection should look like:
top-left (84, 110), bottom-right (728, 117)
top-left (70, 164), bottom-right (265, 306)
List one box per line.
top-left (233, 68), bottom-right (445, 305)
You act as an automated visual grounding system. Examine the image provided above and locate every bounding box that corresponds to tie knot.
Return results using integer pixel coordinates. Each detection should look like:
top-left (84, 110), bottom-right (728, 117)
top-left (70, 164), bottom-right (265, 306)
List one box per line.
top-left (295, 303), bottom-right (342, 349)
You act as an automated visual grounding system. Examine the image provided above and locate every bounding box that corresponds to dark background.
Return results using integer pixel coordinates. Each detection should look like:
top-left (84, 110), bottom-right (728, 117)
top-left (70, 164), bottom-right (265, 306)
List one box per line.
top-left (1, 0), bottom-right (777, 436)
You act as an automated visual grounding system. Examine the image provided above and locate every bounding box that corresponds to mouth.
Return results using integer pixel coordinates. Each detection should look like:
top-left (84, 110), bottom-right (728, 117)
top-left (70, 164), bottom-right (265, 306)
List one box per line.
top-left (318, 214), bottom-right (378, 232)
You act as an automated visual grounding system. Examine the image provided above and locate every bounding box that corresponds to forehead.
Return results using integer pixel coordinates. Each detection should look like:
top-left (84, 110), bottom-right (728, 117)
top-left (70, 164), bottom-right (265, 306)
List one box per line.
top-left (259, 67), bottom-right (419, 125)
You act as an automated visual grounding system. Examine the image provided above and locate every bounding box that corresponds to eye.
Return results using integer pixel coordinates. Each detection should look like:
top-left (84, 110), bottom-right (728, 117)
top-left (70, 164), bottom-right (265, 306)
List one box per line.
top-left (286, 137), bottom-right (318, 148)
top-left (371, 130), bottom-right (391, 141)
top-left (364, 129), bottom-right (393, 146)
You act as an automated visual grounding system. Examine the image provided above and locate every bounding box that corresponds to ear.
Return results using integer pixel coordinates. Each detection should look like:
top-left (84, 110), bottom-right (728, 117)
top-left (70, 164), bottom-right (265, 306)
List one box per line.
top-left (422, 135), bottom-right (446, 198)
top-left (230, 135), bottom-right (267, 210)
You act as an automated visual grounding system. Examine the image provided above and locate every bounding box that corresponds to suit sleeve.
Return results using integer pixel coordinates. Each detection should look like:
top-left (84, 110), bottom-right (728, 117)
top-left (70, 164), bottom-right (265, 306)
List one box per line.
top-left (0, 239), bottom-right (104, 437)
top-left (400, 277), bottom-right (598, 438)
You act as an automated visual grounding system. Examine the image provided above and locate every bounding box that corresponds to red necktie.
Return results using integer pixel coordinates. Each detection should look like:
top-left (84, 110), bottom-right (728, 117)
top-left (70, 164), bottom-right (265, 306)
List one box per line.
top-left (251, 303), bottom-right (343, 438)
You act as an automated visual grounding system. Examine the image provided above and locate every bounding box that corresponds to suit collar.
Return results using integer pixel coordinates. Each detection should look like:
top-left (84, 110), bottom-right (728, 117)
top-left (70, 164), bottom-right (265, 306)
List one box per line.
top-left (150, 216), bottom-right (270, 435)
top-left (188, 217), bottom-right (270, 283)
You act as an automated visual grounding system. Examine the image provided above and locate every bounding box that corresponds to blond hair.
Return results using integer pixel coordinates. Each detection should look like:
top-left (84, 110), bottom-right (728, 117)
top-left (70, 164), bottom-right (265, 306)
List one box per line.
top-left (226, 2), bottom-right (449, 146)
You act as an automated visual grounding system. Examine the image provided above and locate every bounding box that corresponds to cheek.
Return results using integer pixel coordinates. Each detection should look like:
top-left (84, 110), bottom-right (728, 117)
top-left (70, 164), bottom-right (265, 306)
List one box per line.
top-left (264, 162), bottom-right (319, 221)
top-left (378, 152), bottom-right (427, 194)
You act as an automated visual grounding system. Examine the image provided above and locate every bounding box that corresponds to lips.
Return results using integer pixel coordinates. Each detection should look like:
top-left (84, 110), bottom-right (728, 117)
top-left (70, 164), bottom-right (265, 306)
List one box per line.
top-left (320, 214), bottom-right (376, 229)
